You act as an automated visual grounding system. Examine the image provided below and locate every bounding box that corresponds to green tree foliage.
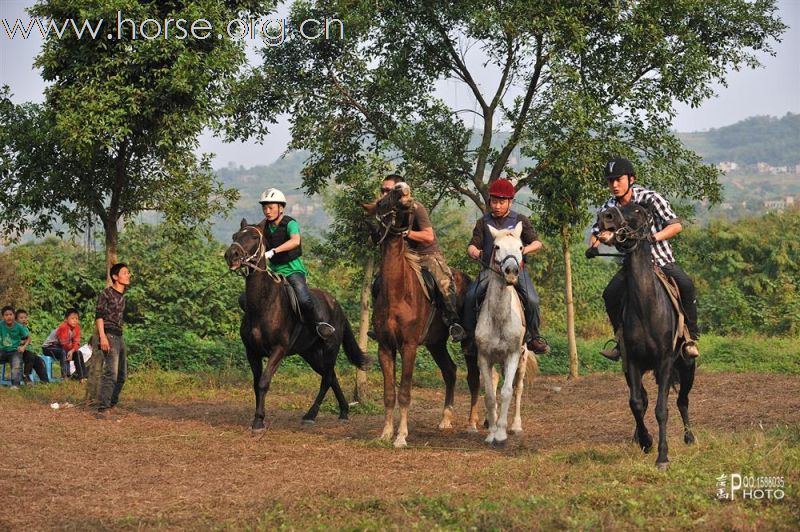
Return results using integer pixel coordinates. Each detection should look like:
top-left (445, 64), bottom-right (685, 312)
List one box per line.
top-left (0, 0), bottom-right (274, 275)
top-left (2, 224), bottom-right (245, 371)
top-left (677, 207), bottom-right (800, 336)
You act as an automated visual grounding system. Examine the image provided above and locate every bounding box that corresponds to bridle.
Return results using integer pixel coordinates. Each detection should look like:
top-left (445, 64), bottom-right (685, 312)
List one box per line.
top-left (605, 204), bottom-right (654, 254)
top-left (372, 199), bottom-right (413, 247)
top-left (229, 225), bottom-right (281, 282)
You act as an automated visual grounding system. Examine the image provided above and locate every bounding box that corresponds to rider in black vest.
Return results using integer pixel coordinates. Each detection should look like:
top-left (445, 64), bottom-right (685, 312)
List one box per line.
top-left (462, 179), bottom-right (549, 354)
top-left (258, 188), bottom-right (335, 340)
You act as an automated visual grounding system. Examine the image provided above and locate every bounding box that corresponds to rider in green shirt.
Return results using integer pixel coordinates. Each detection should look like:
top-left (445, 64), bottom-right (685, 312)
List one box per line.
top-left (257, 188), bottom-right (335, 339)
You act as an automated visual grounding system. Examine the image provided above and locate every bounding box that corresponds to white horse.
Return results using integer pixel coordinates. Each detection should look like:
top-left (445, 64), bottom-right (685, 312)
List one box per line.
top-left (475, 222), bottom-right (532, 445)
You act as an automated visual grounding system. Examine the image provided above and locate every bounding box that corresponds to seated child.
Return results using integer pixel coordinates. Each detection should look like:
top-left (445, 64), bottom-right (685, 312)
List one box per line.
top-left (15, 309), bottom-right (50, 383)
top-left (1, 305), bottom-right (30, 388)
top-left (42, 308), bottom-right (83, 380)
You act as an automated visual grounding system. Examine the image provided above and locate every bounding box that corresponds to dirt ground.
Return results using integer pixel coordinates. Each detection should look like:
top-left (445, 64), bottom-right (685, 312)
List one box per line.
top-left (2, 371), bottom-right (799, 530)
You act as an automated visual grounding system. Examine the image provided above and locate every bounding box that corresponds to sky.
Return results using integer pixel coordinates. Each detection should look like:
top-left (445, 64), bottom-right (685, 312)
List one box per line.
top-left (1, 0), bottom-right (798, 169)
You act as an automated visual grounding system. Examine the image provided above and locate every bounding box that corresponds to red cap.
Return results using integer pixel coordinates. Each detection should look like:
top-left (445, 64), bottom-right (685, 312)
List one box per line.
top-left (488, 179), bottom-right (515, 199)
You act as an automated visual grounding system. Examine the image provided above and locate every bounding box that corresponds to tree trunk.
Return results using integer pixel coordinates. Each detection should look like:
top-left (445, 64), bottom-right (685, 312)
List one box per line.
top-left (354, 254), bottom-right (374, 402)
top-left (561, 225), bottom-right (579, 379)
top-left (104, 218), bottom-right (119, 287)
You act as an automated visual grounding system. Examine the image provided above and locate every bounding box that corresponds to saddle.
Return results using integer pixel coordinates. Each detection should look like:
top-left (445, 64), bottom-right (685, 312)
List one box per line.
top-left (654, 267), bottom-right (692, 353)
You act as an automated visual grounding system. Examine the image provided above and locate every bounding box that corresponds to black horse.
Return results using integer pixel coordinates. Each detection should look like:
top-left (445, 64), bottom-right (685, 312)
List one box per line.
top-left (224, 219), bottom-right (370, 432)
top-left (599, 203), bottom-right (696, 470)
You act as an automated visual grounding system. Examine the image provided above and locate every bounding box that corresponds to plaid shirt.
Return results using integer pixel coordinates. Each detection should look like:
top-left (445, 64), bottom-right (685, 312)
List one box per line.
top-left (591, 186), bottom-right (680, 266)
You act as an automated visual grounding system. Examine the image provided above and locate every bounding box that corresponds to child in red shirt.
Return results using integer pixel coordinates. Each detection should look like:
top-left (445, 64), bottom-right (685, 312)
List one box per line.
top-left (42, 308), bottom-right (84, 380)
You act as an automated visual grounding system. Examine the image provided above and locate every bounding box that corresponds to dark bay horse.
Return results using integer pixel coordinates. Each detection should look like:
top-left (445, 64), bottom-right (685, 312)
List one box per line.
top-left (363, 184), bottom-right (480, 447)
top-left (224, 219), bottom-right (370, 432)
top-left (599, 203), bottom-right (696, 469)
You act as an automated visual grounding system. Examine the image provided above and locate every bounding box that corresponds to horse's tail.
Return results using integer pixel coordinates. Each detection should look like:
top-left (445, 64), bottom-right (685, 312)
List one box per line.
top-left (341, 317), bottom-right (371, 370)
top-left (524, 349), bottom-right (539, 388)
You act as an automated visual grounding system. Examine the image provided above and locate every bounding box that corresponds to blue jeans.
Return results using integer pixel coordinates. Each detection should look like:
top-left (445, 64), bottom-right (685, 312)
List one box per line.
top-left (0, 350), bottom-right (23, 386)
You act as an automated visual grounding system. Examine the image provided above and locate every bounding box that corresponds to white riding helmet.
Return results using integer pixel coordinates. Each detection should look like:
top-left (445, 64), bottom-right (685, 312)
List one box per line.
top-left (259, 188), bottom-right (286, 206)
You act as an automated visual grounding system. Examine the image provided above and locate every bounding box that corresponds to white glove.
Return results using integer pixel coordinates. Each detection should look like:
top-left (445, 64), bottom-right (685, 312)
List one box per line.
top-left (265, 249), bottom-right (276, 260)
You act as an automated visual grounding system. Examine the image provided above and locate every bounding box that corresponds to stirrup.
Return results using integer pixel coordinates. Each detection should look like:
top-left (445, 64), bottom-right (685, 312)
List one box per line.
top-left (316, 322), bottom-right (335, 339)
top-left (599, 339), bottom-right (621, 361)
top-left (449, 323), bottom-right (466, 342)
top-left (682, 340), bottom-right (700, 358)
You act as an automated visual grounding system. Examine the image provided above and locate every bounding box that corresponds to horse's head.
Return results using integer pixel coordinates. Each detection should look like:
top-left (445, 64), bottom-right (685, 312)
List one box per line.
top-left (599, 202), bottom-right (652, 251)
top-left (224, 218), bottom-right (265, 272)
top-left (488, 222), bottom-right (524, 285)
top-left (362, 182), bottom-right (414, 244)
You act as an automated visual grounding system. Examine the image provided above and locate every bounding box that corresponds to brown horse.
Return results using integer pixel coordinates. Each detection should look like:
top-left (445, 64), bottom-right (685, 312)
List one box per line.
top-left (224, 219), bottom-right (370, 432)
top-left (364, 185), bottom-right (481, 447)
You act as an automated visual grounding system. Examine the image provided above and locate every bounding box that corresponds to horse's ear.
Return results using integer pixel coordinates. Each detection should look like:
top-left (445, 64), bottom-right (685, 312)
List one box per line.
top-left (488, 224), bottom-right (500, 240)
top-left (362, 202), bottom-right (377, 215)
top-left (512, 221), bottom-right (523, 239)
top-left (240, 218), bottom-right (248, 229)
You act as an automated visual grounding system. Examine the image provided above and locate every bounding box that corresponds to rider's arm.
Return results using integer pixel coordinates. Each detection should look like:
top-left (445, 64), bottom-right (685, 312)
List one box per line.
top-left (654, 222), bottom-right (682, 242)
top-left (406, 226), bottom-right (434, 244)
top-left (523, 240), bottom-right (542, 255)
top-left (521, 217), bottom-right (542, 255)
top-left (467, 219), bottom-right (483, 259)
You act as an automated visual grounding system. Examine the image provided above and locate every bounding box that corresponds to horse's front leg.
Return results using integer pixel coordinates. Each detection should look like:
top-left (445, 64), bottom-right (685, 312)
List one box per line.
top-left (655, 361), bottom-right (673, 470)
top-left (510, 348), bottom-right (527, 434)
top-left (625, 360), bottom-right (652, 453)
top-left (394, 342), bottom-right (418, 448)
top-left (495, 351), bottom-right (521, 445)
top-left (676, 358), bottom-right (696, 445)
top-left (247, 347), bottom-right (266, 432)
top-left (378, 343), bottom-right (396, 442)
top-left (255, 345), bottom-right (287, 427)
top-left (478, 355), bottom-right (497, 444)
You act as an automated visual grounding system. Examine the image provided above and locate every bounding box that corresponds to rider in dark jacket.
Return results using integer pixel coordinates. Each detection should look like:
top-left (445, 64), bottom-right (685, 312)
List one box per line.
top-left (463, 179), bottom-right (549, 354)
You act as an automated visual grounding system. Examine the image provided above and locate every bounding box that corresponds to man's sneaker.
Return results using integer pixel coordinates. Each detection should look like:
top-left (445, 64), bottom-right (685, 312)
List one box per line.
top-left (683, 340), bottom-right (700, 358)
top-left (449, 323), bottom-right (467, 342)
top-left (528, 336), bottom-right (550, 355)
top-left (95, 409), bottom-right (110, 419)
top-left (599, 339), bottom-right (621, 361)
top-left (316, 322), bottom-right (336, 339)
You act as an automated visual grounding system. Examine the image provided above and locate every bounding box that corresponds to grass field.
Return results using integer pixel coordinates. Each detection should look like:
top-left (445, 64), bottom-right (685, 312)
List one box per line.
top-left (2, 344), bottom-right (799, 530)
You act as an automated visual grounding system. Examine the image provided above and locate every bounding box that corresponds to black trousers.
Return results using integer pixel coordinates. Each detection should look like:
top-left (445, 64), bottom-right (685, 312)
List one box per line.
top-left (22, 351), bottom-right (49, 382)
top-left (287, 272), bottom-right (325, 324)
top-left (462, 267), bottom-right (541, 339)
top-left (603, 262), bottom-right (699, 338)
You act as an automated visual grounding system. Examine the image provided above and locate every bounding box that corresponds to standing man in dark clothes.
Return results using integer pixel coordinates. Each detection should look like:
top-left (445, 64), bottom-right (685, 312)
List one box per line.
top-left (463, 178), bottom-right (549, 354)
top-left (95, 263), bottom-right (130, 418)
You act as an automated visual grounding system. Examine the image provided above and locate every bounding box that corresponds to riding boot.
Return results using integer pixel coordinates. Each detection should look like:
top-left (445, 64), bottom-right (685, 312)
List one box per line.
top-left (312, 301), bottom-right (336, 339)
top-left (516, 271), bottom-right (549, 354)
top-left (442, 291), bottom-right (466, 342)
top-left (462, 269), bottom-right (490, 339)
top-left (600, 328), bottom-right (623, 361)
top-left (367, 273), bottom-right (380, 340)
top-left (287, 273), bottom-right (336, 339)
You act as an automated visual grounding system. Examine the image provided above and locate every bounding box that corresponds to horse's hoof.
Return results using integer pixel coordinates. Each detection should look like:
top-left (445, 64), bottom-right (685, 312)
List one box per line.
top-left (438, 421), bottom-right (453, 430)
top-left (484, 434), bottom-right (495, 445)
top-left (656, 461), bottom-right (670, 471)
top-left (338, 416), bottom-right (350, 422)
top-left (251, 427), bottom-right (265, 435)
top-left (467, 425), bottom-right (478, 434)
top-left (492, 438), bottom-right (508, 448)
top-left (684, 432), bottom-right (696, 445)
top-left (510, 426), bottom-right (523, 434)
top-left (301, 419), bottom-right (316, 425)
top-left (393, 438), bottom-right (408, 448)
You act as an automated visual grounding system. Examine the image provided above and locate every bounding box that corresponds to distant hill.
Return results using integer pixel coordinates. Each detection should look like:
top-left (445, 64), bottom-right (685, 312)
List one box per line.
top-left (678, 113), bottom-right (800, 166)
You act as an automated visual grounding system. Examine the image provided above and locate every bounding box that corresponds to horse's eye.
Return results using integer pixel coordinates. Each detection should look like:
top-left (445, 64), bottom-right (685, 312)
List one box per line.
top-left (494, 245), bottom-right (500, 250)
top-left (519, 246), bottom-right (523, 251)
